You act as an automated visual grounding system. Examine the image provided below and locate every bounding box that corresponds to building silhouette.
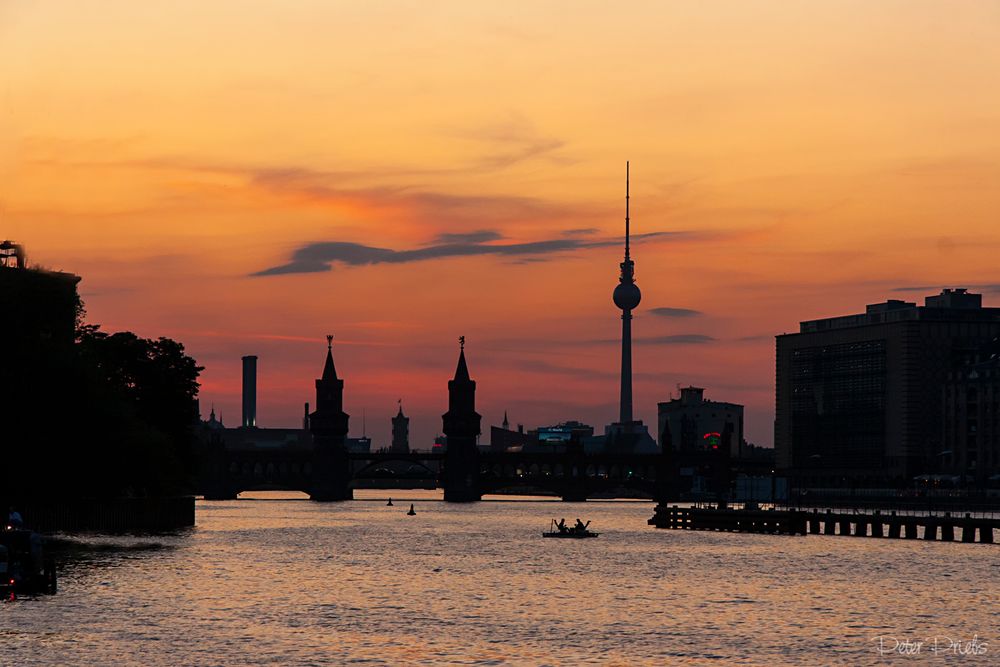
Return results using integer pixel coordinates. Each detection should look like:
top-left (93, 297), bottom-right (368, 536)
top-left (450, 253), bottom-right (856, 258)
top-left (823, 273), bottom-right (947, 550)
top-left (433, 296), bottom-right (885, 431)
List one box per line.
top-left (391, 401), bottom-right (410, 453)
top-left (441, 337), bottom-right (481, 501)
top-left (658, 387), bottom-right (744, 457)
top-left (0, 241), bottom-right (80, 352)
top-left (942, 337), bottom-right (1000, 482)
top-left (241, 355), bottom-right (258, 428)
top-left (489, 413), bottom-right (534, 452)
top-left (309, 335), bottom-right (352, 500)
top-left (776, 289), bottom-right (1000, 484)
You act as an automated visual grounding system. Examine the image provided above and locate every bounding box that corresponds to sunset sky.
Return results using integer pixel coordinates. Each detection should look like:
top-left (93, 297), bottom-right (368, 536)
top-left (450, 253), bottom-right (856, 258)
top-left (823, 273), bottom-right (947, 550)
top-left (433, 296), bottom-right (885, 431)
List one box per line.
top-left (3, 1), bottom-right (1000, 447)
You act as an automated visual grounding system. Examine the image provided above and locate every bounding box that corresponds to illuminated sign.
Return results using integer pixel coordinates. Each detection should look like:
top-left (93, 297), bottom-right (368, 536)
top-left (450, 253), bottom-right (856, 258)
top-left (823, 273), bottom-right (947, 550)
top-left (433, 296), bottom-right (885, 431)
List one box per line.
top-left (703, 432), bottom-right (721, 449)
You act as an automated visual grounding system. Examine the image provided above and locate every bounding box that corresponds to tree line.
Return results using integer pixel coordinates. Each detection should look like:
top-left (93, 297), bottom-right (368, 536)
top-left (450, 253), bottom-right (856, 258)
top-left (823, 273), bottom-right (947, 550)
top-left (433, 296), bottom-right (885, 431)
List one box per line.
top-left (2, 271), bottom-right (202, 499)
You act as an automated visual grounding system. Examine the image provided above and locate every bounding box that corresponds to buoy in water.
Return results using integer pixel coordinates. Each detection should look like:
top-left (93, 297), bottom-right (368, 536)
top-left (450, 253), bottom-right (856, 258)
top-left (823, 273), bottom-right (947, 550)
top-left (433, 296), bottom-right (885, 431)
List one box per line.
top-left (407, 504), bottom-right (416, 516)
top-left (387, 498), bottom-right (393, 506)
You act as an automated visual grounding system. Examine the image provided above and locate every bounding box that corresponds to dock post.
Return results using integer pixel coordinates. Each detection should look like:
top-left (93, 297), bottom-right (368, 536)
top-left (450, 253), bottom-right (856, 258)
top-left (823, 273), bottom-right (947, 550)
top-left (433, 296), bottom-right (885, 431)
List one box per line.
top-left (824, 511), bottom-right (835, 535)
top-left (980, 525), bottom-right (994, 544)
top-left (923, 519), bottom-right (938, 541)
top-left (888, 512), bottom-right (901, 538)
top-left (940, 513), bottom-right (954, 541)
top-left (854, 517), bottom-right (867, 537)
top-left (962, 514), bottom-right (975, 543)
top-left (839, 517), bottom-right (851, 536)
top-left (809, 510), bottom-right (820, 534)
top-left (905, 520), bottom-right (918, 539)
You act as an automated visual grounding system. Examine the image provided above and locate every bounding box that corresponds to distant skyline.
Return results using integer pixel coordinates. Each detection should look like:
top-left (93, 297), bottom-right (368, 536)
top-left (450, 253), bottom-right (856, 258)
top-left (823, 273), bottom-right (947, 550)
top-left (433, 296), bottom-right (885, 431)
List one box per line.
top-left (3, 1), bottom-right (1000, 447)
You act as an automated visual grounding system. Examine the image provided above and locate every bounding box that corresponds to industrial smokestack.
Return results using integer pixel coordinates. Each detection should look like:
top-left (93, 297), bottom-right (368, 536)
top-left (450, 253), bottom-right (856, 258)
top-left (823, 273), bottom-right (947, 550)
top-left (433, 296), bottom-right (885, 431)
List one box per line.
top-left (242, 355), bottom-right (258, 428)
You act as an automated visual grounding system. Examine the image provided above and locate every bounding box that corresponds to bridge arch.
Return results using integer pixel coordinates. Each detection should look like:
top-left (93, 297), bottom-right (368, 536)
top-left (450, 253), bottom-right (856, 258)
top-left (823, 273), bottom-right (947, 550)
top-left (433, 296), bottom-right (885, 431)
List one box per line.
top-left (351, 458), bottom-right (438, 480)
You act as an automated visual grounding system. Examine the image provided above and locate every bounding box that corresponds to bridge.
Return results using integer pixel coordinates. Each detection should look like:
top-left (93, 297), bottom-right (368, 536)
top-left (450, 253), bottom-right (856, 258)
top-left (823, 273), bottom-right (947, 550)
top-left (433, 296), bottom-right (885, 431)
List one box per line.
top-left (198, 446), bottom-right (697, 501)
top-left (197, 339), bottom-right (729, 502)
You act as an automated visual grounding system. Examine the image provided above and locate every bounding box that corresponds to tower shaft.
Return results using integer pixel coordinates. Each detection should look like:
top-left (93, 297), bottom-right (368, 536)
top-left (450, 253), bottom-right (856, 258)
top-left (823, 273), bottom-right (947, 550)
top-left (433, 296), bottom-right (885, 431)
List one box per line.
top-left (620, 310), bottom-right (633, 424)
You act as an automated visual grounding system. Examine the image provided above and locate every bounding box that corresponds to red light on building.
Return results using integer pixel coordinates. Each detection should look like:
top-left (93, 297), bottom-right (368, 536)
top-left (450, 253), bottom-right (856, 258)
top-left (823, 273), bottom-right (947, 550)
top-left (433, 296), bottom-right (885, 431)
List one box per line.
top-left (703, 432), bottom-right (721, 450)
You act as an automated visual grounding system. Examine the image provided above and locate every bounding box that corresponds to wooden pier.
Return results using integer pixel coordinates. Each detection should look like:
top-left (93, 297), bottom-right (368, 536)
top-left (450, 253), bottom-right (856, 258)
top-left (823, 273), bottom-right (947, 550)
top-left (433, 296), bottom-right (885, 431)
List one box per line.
top-left (648, 505), bottom-right (807, 535)
top-left (648, 505), bottom-right (998, 543)
top-left (802, 508), bottom-right (996, 543)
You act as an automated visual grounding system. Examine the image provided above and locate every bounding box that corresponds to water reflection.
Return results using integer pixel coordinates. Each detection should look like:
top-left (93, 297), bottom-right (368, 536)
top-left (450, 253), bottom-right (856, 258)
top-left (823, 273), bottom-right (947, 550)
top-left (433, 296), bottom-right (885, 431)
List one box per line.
top-left (4, 490), bottom-right (996, 665)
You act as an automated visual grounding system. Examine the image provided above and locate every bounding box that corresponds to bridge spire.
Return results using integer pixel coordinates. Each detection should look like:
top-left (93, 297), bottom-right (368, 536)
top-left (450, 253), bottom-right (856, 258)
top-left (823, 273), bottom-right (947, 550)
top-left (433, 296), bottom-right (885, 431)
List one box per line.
top-left (454, 336), bottom-right (471, 383)
top-left (322, 334), bottom-right (338, 381)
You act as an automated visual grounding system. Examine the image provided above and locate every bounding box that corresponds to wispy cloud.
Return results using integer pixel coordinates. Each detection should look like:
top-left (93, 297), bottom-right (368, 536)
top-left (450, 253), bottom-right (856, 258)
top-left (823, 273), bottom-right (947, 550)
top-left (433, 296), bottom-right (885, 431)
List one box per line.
top-left (892, 284), bottom-right (1000, 294)
top-left (433, 230), bottom-right (505, 244)
top-left (448, 113), bottom-right (571, 171)
top-left (30, 153), bottom-right (593, 228)
top-left (587, 334), bottom-right (716, 345)
top-left (253, 231), bottom-right (683, 276)
top-left (636, 334), bottom-right (715, 345)
top-left (648, 306), bottom-right (702, 318)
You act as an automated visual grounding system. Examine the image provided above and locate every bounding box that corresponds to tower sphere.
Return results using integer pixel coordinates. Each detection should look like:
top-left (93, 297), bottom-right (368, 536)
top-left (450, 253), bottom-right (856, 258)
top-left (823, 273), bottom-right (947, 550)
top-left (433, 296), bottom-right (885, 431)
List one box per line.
top-left (613, 281), bottom-right (641, 310)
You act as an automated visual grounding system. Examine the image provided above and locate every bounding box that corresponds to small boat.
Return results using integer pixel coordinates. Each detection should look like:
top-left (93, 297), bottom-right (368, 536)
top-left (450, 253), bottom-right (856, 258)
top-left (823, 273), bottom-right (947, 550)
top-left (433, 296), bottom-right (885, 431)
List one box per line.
top-left (1, 528), bottom-right (57, 598)
top-left (406, 504), bottom-right (416, 516)
top-left (542, 519), bottom-right (599, 538)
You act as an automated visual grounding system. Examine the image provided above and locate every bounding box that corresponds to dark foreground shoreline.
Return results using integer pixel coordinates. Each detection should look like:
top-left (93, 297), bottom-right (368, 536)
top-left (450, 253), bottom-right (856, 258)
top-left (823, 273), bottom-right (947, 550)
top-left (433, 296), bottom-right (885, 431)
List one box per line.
top-left (3, 496), bottom-right (195, 533)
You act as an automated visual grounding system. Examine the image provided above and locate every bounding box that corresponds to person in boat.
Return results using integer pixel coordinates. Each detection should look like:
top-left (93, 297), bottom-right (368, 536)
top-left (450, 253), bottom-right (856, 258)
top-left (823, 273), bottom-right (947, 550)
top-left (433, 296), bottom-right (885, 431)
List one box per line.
top-left (574, 519), bottom-right (589, 533)
top-left (555, 518), bottom-right (568, 533)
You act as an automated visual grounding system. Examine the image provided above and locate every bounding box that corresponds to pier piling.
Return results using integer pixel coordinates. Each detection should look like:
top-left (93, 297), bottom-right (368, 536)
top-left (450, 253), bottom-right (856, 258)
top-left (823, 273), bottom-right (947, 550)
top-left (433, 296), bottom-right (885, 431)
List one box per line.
top-left (924, 520), bottom-right (938, 540)
top-left (648, 506), bottom-right (998, 543)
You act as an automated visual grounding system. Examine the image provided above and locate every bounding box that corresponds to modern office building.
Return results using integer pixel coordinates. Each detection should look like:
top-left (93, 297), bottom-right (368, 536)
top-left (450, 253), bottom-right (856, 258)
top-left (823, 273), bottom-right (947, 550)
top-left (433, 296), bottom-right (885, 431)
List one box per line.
top-left (658, 387), bottom-right (744, 457)
top-left (775, 289), bottom-right (1000, 483)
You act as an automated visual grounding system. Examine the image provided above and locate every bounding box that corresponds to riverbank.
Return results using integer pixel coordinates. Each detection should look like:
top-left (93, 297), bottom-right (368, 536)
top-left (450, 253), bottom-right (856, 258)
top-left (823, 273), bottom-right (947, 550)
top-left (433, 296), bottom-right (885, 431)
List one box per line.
top-left (4, 496), bottom-right (195, 533)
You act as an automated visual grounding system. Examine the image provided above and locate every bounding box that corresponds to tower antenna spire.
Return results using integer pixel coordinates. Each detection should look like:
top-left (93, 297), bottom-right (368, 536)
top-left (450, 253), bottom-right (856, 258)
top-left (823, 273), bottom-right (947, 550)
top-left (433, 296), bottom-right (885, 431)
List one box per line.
top-left (625, 160), bottom-right (630, 260)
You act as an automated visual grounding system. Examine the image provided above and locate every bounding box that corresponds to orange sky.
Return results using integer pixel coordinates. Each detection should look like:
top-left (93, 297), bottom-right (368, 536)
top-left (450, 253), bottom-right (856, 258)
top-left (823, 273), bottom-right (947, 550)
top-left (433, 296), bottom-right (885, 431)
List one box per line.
top-left (3, 1), bottom-right (1000, 447)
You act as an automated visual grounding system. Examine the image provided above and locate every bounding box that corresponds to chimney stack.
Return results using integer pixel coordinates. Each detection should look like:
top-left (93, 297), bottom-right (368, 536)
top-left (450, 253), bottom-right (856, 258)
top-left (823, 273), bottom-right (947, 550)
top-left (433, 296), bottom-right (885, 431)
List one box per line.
top-left (242, 355), bottom-right (258, 428)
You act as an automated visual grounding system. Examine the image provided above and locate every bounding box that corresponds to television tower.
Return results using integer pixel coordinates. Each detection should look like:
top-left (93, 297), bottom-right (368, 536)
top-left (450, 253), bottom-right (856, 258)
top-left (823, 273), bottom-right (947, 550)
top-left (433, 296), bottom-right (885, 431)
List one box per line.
top-left (612, 162), bottom-right (641, 428)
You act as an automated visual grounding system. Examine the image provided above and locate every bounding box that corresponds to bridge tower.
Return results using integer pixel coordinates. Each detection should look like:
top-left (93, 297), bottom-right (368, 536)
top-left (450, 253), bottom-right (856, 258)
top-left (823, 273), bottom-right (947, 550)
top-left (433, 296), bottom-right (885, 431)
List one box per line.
top-left (442, 336), bottom-right (482, 502)
top-left (309, 335), bottom-right (352, 500)
top-left (391, 400), bottom-right (410, 453)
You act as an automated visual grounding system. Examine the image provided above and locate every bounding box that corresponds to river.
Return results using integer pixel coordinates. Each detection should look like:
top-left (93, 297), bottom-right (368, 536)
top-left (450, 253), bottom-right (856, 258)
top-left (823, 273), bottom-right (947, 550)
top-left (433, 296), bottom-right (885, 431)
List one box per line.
top-left (3, 490), bottom-right (997, 665)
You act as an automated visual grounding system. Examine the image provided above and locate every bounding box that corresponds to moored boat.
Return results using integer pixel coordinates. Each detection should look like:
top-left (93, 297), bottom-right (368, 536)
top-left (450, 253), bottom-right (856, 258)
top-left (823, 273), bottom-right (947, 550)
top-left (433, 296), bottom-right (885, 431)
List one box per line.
top-left (1, 528), bottom-right (57, 598)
